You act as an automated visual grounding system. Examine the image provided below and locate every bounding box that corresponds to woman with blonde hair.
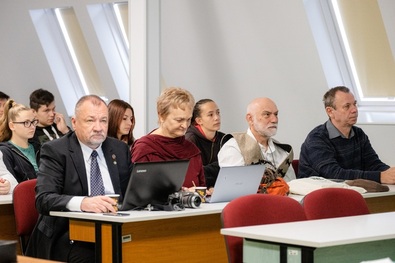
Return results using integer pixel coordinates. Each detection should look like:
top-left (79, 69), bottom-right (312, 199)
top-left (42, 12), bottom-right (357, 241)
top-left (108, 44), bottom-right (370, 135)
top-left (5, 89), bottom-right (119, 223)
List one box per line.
top-left (132, 87), bottom-right (205, 188)
top-left (0, 99), bottom-right (39, 193)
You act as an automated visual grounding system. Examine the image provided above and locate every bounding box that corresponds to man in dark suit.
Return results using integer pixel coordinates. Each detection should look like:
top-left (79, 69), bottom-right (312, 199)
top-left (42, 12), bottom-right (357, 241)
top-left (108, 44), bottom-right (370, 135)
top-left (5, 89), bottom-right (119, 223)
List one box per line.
top-left (26, 95), bottom-right (133, 262)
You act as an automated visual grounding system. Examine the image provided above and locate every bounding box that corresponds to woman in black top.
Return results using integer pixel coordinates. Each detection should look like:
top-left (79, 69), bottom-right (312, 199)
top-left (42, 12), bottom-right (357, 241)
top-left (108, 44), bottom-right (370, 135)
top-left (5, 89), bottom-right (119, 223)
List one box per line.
top-left (185, 99), bottom-right (230, 192)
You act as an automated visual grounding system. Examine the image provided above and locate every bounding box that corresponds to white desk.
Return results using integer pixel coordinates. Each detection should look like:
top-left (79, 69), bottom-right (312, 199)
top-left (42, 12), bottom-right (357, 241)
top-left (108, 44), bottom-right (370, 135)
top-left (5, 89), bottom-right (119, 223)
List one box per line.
top-left (0, 194), bottom-right (12, 205)
top-left (221, 212), bottom-right (395, 263)
top-left (50, 203), bottom-right (228, 263)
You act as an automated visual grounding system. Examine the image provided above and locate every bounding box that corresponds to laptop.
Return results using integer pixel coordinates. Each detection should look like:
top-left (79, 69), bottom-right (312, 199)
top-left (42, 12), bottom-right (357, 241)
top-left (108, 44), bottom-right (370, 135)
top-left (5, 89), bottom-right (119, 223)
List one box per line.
top-left (119, 160), bottom-right (190, 211)
top-left (206, 165), bottom-right (265, 203)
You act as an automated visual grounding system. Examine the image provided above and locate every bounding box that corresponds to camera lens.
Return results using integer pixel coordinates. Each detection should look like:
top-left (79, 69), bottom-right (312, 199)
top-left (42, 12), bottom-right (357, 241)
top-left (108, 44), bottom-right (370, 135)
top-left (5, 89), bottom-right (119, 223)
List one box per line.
top-left (181, 192), bottom-right (201, 208)
top-left (190, 194), bottom-right (201, 208)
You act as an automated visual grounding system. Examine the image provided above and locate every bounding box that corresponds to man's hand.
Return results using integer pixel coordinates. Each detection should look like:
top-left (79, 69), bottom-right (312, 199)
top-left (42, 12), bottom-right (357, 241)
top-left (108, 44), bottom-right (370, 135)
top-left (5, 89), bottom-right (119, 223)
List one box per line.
top-left (80, 196), bottom-right (118, 213)
top-left (54, 112), bottom-right (70, 134)
top-left (380, 167), bottom-right (395, 184)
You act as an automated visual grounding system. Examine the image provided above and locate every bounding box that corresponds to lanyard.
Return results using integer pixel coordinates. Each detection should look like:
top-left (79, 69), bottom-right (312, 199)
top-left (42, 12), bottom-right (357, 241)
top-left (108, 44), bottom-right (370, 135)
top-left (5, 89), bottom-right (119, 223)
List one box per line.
top-left (42, 126), bottom-right (60, 141)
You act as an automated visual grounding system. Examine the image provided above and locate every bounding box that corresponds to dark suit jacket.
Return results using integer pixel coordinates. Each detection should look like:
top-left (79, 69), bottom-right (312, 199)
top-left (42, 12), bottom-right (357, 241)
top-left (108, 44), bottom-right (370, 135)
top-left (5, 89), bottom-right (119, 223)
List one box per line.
top-left (25, 132), bottom-right (132, 260)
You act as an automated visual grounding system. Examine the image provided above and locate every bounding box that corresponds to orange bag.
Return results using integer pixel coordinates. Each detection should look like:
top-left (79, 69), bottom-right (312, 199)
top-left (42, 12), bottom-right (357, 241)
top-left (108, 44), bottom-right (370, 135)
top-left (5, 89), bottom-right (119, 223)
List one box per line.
top-left (259, 167), bottom-right (290, 196)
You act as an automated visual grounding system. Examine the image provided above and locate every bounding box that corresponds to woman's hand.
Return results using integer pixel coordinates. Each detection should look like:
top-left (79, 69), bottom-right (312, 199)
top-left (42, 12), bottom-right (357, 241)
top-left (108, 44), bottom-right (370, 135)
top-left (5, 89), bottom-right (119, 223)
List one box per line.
top-left (0, 178), bottom-right (11, 195)
top-left (206, 187), bottom-right (214, 196)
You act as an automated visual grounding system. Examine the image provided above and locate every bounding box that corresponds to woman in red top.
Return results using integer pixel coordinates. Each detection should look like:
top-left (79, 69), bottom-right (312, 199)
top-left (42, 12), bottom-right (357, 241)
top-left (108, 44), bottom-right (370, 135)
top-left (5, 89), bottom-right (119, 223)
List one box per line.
top-left (131, 87), bottom-right (205, 188)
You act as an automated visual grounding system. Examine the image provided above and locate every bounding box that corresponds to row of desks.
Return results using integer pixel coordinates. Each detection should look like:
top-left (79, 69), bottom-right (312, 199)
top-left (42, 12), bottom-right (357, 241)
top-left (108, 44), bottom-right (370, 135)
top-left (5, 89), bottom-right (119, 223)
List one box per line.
top-left (1, 185), bottom-right (395, 262)
top-left (52, 185), bottom-right (395, 263)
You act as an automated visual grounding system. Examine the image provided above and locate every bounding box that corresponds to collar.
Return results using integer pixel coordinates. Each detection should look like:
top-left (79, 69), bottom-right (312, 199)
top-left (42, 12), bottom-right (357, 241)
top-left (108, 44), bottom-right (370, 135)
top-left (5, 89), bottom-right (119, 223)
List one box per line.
top-left (326, 120), bottom-right (355, 139)
top-left (246, 128), bottom-right (276, 153)
top-left (195, 124), bottom-right (216, 142)
top-left (78, 140), bottom-right (104, 162)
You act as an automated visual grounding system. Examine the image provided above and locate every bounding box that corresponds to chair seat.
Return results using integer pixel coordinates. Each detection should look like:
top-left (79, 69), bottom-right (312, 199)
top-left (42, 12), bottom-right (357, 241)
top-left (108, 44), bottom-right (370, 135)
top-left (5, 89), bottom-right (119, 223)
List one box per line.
top-left (302, 187), bottom-right (370, 220)
top-left (12, 179), bottom-right (38, 254)
top-left (221, 194), bottom-right (306, 263)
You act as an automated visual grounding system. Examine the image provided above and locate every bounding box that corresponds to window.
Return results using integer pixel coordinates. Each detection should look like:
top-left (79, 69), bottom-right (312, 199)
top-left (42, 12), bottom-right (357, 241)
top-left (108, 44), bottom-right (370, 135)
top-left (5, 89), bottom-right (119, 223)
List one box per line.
top-left (30, 3), bottom-right (130, 112)
top-left (332, 0), bottom-right (395, 102)
top-left (87, 3), bottom-right (130, 101)
top-left (55, 7), bottom-right (105, 97)
top-left (113, 2), bottom-right (129, 49)
top-left (304, 0), bottom-right (395, 124)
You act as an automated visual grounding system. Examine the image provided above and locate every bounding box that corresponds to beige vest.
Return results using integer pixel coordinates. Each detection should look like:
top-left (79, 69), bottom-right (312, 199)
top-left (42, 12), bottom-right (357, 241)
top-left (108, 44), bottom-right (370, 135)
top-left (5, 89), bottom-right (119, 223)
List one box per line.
top-left (232, 132), bottom-right (293, 177)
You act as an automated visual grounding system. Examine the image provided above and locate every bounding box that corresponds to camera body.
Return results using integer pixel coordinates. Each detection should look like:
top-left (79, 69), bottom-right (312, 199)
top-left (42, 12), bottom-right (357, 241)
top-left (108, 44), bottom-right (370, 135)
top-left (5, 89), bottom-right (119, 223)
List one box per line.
top-left (168, 191), bottom-right (201, 210)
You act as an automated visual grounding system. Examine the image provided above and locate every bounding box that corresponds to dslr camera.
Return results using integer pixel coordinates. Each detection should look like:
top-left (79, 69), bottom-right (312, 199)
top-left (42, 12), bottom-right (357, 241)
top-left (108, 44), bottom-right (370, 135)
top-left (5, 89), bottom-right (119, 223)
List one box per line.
top-left (168, 191), bottom-right (201, 210)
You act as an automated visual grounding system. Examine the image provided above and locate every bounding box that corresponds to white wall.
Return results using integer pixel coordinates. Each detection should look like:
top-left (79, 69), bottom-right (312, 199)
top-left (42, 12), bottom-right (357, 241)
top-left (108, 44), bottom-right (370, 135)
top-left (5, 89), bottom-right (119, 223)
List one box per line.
top-left (1, 0), bottom-right (394, 164)
top-left (160, 0), bottom-right (328, 159)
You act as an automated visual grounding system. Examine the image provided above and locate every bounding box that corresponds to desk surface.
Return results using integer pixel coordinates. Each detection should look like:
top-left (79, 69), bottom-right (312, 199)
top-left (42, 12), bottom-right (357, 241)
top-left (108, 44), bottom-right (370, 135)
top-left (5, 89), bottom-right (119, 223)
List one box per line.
top-left (50, 202), bottom-right (228, 223)
top-left (221, 211), bottom-right (395, 248)
top-left (0, 194), bottom-right (12, 205)
top-left (49, 185), bottom-right (395, 222)
top-left (4, 184), bottom-right (395, 205)
top-left (289, 184), bottom-right (395, 202)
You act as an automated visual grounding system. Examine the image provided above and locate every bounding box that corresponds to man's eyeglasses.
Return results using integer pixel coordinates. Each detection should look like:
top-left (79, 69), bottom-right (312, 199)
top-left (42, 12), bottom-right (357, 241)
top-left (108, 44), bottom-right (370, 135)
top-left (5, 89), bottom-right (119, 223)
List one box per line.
top-left (12, 119), bottom-right (39, 128)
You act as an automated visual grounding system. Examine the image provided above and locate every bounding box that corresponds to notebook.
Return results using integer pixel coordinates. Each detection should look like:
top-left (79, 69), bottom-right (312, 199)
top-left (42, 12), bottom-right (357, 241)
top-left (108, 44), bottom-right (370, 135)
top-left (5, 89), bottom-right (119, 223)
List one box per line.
top-left (206, 165), bottom-right (265, 203)
top-left (119, 159), bottom-right (190, 211)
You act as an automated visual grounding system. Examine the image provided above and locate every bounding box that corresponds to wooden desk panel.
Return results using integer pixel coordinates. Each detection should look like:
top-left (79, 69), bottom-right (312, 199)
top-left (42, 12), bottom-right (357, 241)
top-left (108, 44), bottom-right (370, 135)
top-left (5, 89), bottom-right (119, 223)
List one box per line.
top-left (365, 195), bottom-right (395, 213)
top-left (0, 203), bottom-right (21, 255)
top-left (121, 213), bottom-right (226, 263)
top-left (69, 220), bottom-right (95, 242)
top-left (17, 255), bottom-right (64, 262)
top-left (68, 213), bottom-right (227, 263)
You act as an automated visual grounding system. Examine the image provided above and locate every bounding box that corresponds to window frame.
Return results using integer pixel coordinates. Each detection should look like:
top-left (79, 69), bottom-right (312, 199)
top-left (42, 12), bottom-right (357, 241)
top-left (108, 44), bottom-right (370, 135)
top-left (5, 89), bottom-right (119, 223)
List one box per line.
top-left (304, 0), bottom-right (395, 124)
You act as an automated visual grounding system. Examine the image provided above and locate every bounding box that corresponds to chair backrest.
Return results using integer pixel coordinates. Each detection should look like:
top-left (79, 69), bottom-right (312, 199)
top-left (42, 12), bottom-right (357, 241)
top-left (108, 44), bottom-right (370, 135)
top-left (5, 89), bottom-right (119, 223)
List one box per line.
top-left (292, 159), bottom-right (299, 176)
top-left (221, 194), bottom-right (307, 263)
top-left (302, 188), bottom-right (370, 220)
top-left (12, 179), bottom-right (38, 254)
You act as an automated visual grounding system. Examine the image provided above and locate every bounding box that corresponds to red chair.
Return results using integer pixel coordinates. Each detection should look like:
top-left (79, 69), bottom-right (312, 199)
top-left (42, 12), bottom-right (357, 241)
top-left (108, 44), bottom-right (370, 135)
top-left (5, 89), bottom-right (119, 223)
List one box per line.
top-left (221, 194), bottom-right (307, 263)
top-left (302, 188), bottom-right (370, 220)
top-left (12, 179), bottom-right (38, 254)
top-left (292, 159), bottom-right (299, 176)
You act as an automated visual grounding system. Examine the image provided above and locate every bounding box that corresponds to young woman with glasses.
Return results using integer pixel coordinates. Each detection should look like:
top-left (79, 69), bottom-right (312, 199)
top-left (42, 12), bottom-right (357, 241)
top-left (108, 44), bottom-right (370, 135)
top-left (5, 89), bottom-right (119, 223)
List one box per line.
top-left (0, 99), bottom-right (39, 193)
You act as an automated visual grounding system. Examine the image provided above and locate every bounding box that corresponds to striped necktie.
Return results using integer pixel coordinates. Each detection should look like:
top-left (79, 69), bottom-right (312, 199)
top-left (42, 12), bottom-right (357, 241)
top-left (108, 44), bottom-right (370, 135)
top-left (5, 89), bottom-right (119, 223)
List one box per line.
top-left (90, 150), bottom-right (105, 196)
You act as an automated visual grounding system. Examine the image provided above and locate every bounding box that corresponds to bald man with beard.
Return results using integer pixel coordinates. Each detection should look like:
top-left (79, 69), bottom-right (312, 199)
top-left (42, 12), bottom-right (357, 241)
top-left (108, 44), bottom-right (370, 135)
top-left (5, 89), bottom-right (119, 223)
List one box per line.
top-left (218, 97), bottom-right (296, 183)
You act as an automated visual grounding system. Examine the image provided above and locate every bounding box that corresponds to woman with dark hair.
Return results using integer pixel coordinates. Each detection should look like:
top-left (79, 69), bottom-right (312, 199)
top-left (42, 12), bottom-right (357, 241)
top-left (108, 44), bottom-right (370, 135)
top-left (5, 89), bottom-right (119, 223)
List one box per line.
top-left (185, 99), bottom-right (229, 192)
top-left (108, 99), bottom-right (135, 148)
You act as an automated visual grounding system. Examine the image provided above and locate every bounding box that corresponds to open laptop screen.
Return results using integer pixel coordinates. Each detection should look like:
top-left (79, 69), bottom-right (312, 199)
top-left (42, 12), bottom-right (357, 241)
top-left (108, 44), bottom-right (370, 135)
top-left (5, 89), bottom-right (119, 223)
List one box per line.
top-left (207, 165), bottom-right (265, 203)
top-left (119, 160), bottom-right (190, 211)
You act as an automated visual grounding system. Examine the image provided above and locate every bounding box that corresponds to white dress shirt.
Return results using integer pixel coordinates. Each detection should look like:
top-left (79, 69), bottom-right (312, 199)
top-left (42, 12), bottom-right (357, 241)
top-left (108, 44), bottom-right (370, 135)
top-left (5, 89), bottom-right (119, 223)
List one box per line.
top-left (218, 129), bottom-right (296, 182)
top-left (66, 141), bottom-right (115, 211)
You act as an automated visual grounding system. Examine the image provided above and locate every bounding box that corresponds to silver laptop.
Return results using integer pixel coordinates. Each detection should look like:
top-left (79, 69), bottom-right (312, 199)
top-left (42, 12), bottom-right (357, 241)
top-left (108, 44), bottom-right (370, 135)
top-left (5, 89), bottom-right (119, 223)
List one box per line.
top-left (206, 165), bottom-right (265, 203)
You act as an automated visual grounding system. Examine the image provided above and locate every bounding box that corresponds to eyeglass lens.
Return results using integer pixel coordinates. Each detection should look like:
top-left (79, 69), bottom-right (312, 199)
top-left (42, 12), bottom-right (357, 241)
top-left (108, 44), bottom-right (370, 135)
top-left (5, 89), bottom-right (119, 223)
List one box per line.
top-left (14, 119), bottom-right (39, 127)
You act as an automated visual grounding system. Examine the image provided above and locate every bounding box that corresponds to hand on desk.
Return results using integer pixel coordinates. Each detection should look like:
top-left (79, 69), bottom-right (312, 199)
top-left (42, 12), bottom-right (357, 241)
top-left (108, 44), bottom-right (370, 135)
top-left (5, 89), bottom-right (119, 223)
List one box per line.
top-left (81, 195), bottom-right (117, 213)
top-left (181, 187), bottom-right (214, 196)
top-left (0, 178), bottom-right (10, 195)
top-left (380, 167), bottom-right (395, 184)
